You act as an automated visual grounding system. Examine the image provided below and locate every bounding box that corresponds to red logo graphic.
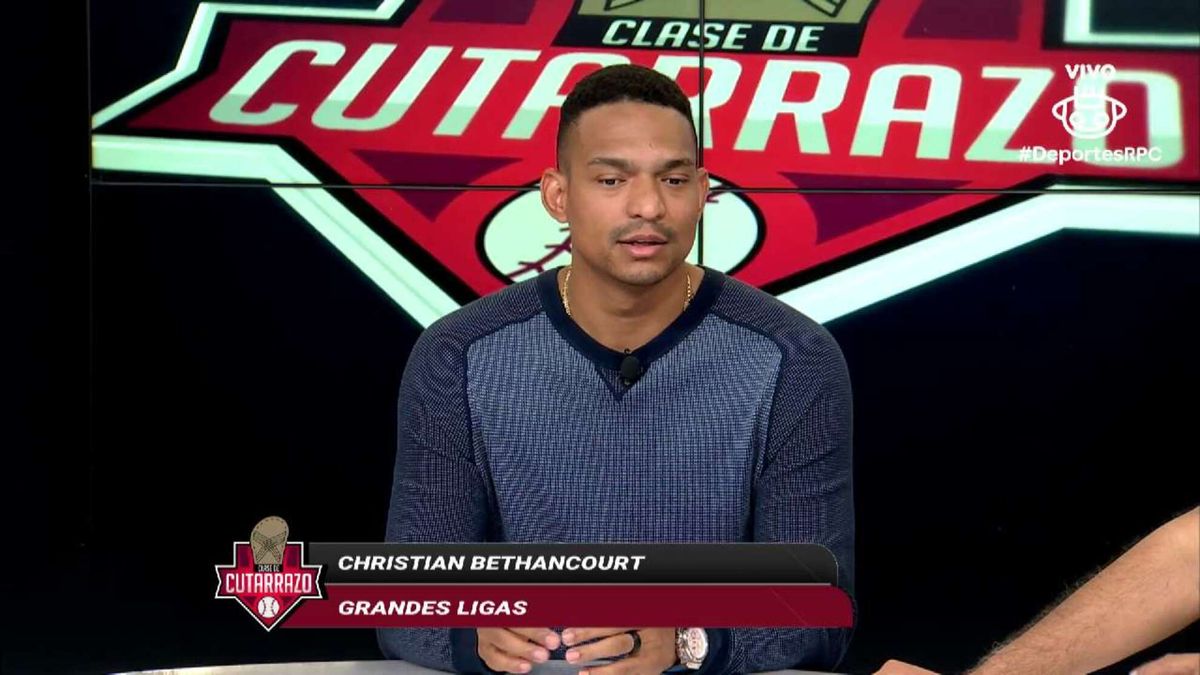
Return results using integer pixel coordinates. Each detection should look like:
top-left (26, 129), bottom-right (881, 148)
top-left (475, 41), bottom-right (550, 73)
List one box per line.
top-left (214, 517), bottom-right (323, 631)
top-left (96, 0), bottom-right (1199, 298)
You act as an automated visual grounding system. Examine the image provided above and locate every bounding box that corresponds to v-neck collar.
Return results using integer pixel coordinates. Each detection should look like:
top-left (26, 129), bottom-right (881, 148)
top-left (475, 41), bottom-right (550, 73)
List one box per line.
top-left (536, 265), bottom-right (725, 372)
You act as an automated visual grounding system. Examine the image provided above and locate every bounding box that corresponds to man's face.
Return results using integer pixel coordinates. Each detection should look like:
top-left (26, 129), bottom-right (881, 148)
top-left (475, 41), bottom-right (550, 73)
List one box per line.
top-left (542, 100), bottom-right (708, 287)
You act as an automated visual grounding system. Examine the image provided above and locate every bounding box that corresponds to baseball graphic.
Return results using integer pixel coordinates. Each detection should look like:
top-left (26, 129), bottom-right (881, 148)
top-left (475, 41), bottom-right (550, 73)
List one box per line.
top-left (257, 596), bottom-right (280, 618)
top-left (482, 178), bottom-right (762, 282)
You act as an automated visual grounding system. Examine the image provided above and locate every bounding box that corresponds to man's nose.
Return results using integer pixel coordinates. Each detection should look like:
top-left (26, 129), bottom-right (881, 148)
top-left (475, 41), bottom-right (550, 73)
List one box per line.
top-left (625, 175), bottom-right (666, 222)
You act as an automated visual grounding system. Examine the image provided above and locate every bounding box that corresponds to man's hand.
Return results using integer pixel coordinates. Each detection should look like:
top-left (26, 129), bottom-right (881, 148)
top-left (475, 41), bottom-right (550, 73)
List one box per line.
top-left (476, 627), bottom-right (560, 673)
top-left (873, 659), bottom-right (940, 674)
top-left (562, 627), bottom-right (677, 675)
top-left (1133, 653), bottom-right (1200, 675)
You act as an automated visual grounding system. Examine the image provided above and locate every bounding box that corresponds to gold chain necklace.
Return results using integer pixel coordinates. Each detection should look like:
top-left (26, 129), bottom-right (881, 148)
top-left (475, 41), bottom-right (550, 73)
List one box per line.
top-left (560, 266), bottom-right (693, 318)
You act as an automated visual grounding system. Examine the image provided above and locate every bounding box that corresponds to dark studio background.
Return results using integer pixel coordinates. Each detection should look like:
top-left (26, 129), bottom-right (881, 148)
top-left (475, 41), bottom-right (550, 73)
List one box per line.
top-left (8, 0), bottom-right (1198, 673)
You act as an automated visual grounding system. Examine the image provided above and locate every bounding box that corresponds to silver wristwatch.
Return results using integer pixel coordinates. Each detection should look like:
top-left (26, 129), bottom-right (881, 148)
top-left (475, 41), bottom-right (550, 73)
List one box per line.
top-left (675, 627), bottom-right (708, 669)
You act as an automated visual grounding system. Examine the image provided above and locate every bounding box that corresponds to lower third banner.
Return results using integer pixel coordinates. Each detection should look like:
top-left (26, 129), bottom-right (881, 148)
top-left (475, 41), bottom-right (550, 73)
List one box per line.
top-left (284, 584), bottom-right (853, 628)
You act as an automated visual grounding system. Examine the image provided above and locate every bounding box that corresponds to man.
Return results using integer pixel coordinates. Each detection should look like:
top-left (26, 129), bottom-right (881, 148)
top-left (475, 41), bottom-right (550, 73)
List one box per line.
top-left (378, 64), bottom-right (854, 674)
top-left (876, 507), bottom-right (1199, 675)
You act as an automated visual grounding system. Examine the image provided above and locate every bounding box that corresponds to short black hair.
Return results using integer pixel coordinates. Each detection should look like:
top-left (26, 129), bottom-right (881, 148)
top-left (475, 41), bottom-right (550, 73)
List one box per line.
top-left (556, 64), bottom-right (697, 165)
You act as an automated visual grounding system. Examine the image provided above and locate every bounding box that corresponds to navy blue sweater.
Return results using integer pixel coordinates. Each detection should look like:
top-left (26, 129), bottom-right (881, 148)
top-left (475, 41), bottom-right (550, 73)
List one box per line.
top-left (379, 266), bottom-right (854, 673)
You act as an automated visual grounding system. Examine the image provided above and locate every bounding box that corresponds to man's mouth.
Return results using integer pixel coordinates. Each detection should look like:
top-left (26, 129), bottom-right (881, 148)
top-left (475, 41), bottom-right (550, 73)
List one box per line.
top-left (618, 232), bottom-right (668, 245)
top-left (618, 237), bottom-right (668, 258)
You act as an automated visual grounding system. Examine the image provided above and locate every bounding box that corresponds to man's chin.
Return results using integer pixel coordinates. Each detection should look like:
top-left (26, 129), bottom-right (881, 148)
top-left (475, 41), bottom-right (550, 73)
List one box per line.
top-left (608, 261), bottom-right (677, 287)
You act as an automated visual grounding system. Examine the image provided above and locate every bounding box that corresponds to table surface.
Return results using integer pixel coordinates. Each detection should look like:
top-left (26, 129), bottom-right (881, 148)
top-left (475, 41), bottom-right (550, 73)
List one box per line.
top-left (116, 660), bottom-right (838, 674)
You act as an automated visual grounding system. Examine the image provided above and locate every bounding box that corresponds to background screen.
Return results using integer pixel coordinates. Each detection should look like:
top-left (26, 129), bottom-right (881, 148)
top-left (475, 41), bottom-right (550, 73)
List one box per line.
top-left (11, 0), bottom-right (1199, 673)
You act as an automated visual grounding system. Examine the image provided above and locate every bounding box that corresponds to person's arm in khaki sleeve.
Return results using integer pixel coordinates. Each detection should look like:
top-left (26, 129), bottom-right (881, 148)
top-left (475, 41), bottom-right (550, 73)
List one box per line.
top-left (875, 507), bottom-right (1199, 675)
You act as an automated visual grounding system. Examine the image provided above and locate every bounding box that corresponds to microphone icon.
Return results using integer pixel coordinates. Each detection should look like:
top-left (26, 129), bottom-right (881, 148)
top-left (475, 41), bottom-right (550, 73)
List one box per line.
top-left (620, 354), bottom-right (643, 387)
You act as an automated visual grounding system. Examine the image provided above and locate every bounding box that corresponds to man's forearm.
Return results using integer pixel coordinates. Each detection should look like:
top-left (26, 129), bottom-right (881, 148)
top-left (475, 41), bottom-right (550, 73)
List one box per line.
top-left (377, 627), bottom-right (455, 671)
top-left (708, 627), bottom-right (849, 673)
top-left (971, 508), bottom-right (1200, 675)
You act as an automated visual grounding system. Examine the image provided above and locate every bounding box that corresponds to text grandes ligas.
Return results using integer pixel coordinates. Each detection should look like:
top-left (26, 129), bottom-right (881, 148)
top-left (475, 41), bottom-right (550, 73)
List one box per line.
top-left (339, 599), bottom-right (528, 616)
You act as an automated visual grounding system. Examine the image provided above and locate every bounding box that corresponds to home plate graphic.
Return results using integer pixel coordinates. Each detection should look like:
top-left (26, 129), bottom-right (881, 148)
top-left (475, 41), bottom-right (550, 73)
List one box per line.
top-left (91, 0), bottom-right (1199, 327)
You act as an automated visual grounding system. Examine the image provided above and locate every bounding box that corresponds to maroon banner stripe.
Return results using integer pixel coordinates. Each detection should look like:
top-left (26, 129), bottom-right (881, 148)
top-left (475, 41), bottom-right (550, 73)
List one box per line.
top-left (284, 584), bottom-right (853, 628)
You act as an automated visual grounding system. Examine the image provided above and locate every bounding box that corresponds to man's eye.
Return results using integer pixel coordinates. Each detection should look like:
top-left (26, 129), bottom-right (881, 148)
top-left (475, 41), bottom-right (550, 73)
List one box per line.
top-left (664, 177), bottom-right (689, 186)
top-left (598, 177), bottom-right (622, 186)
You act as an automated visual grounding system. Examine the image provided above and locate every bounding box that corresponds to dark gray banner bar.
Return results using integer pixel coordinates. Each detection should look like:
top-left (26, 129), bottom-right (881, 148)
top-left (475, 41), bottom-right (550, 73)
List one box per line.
top-left (309, 543), bottom-right (838, 584)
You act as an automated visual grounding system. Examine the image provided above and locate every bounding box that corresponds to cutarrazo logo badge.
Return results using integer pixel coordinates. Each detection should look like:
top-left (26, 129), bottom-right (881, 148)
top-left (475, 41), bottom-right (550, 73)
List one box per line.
top-left (1052, 63), bottom-right (1127, 139)
top-left (215, 516), bottom-right (323, 631)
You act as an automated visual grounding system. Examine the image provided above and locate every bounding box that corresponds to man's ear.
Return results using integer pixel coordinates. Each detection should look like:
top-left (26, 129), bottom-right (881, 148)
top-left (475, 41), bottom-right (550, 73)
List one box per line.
top-left (696, 166), bottom-right (710, 211)
top-left (540, 167), bottom-right (568, 224)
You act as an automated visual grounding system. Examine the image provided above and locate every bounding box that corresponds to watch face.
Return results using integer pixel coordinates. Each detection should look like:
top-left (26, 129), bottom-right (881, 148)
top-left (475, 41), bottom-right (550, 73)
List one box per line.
top-left (686, 629), bottom-right (706, 655)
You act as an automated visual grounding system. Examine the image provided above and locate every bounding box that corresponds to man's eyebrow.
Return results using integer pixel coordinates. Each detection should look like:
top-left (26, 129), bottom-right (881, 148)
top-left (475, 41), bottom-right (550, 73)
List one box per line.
top-left (657, 157), bottom-right (696, 171)
top-left (586, 157), bottom-right (696, 172)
